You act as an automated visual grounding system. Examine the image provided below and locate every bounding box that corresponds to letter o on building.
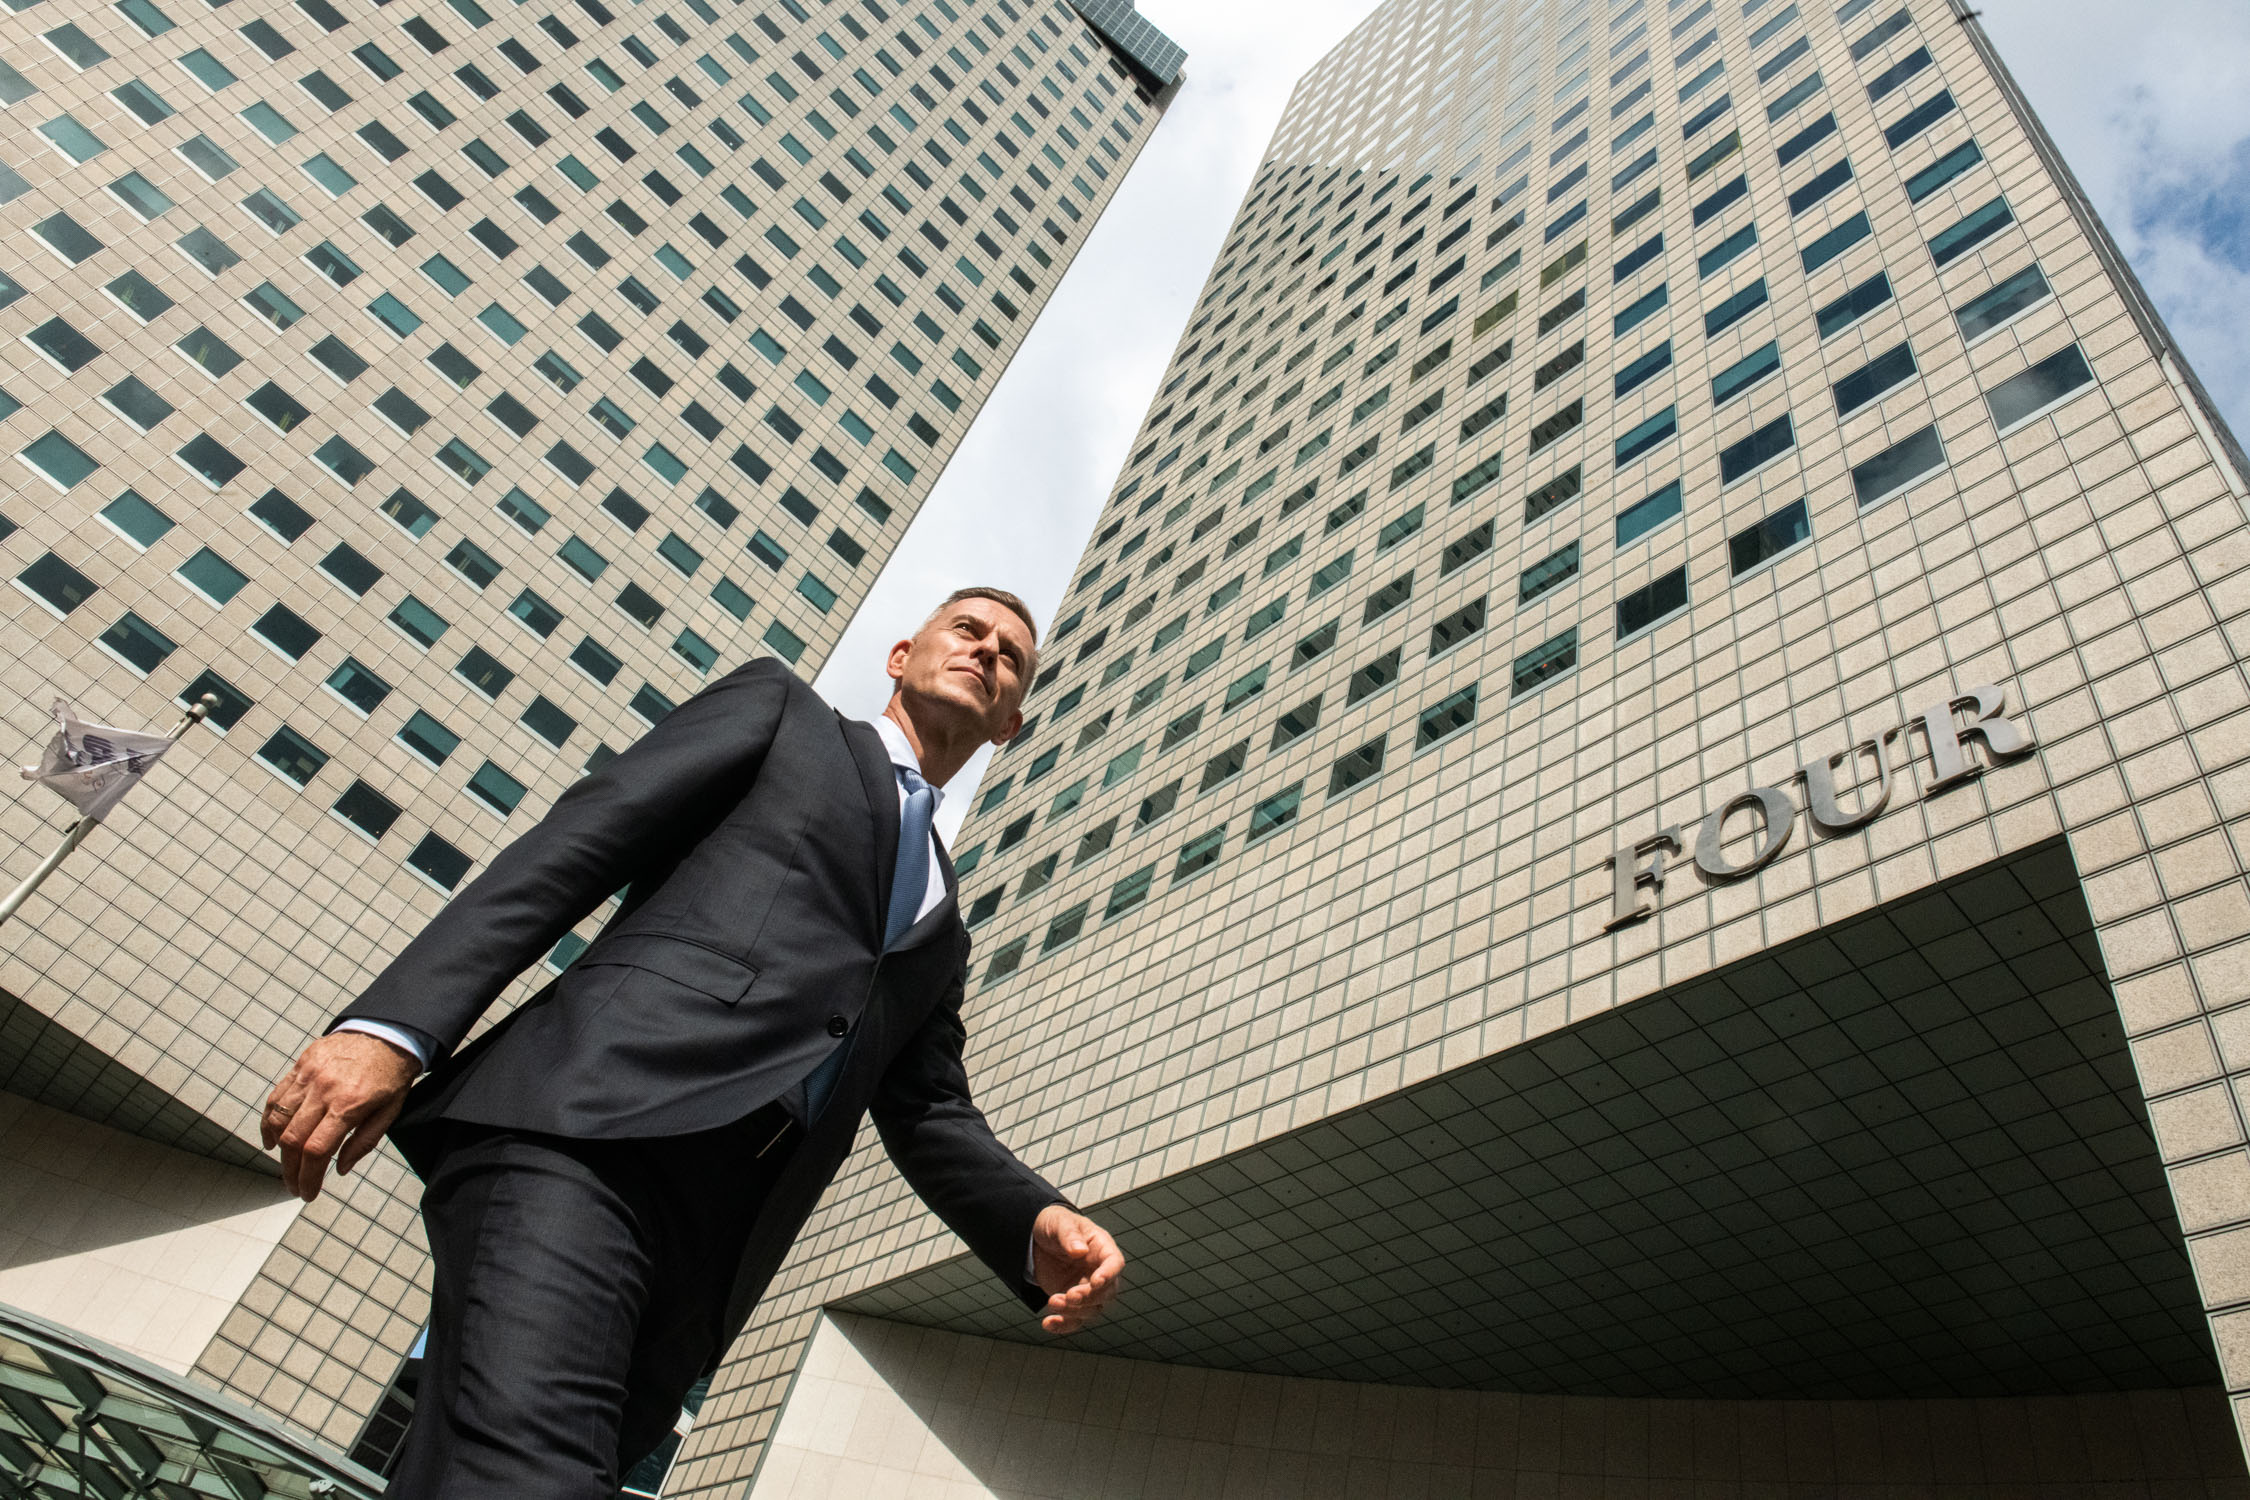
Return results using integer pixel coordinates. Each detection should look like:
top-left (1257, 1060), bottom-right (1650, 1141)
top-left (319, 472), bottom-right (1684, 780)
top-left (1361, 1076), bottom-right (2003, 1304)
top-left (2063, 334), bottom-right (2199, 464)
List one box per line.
top-left (1693, 786), bottom-right (1795, 880)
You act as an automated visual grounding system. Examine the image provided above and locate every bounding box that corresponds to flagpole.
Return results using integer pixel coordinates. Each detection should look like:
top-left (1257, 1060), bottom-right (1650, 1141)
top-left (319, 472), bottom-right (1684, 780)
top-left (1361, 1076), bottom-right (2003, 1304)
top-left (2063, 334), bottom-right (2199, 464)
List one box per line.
top-left (0, 695), bottom-right (217, 930)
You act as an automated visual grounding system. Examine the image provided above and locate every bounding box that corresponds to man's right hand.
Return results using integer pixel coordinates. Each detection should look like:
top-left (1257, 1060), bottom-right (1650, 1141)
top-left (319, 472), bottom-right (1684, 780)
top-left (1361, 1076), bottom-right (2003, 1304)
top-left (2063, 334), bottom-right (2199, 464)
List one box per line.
top-left (262, 1032), bottom-right (420, 1202)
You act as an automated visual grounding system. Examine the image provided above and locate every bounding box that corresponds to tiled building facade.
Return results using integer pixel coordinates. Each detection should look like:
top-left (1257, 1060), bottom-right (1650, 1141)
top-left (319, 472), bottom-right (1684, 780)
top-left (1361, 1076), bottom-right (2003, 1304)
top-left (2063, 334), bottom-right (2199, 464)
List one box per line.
top-left (0, 0), bottom-right (1180, 1480)
top-left (723, 0), bottom-right (2250, 1492)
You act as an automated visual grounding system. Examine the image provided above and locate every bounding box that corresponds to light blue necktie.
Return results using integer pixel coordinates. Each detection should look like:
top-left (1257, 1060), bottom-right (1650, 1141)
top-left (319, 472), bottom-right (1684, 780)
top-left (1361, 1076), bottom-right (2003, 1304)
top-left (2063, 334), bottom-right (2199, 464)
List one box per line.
top-left (804, 764), bottom-right (936, 1120)
top-left (883, 765), bottom-right (937, 949)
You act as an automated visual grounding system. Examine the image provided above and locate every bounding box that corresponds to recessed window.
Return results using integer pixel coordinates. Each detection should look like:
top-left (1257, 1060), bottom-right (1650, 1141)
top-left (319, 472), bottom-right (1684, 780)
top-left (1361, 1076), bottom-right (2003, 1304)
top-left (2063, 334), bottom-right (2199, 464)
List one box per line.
top-left (497, 488), bottom-right (549, 534)
top-left (1833, 342), bottom-right (1918, 417)
top-left (1815, 271), bottom-right (1893, 339)
top-left (1929, 196), bottom-right (2013, 268)
top-left (445, 538), bottom-right (501, 588)
top-left (1985, 342), bottom-right (2095, 434)
top-left (177, 547), bottom-right (249, 604)
top-left (112, 80), bottom-right (175, 124)
top-left (1954, 264), bottom-right (2050, 343)
top-left (501, 591), bottom-right (562, 641)
top-left (467, 760), bottom-right (528, 814)
top-left (407, 833), bottom-right (473, 890)
top-left (252, 604), bottom-right (322, 659)
top-left (248, 488), bottom-right (314, 541)
top-left (433, 343), bottom-right (485, 387)
top-left (17, 553), bottom-right (98, 614)
top-left (570, 636), bottom-right (621, 684)
top-left (180, 671), bottom-right (254, 729)
top-left (616, 582), bottom-right (666, 628)
top-left (457, 646), bottom-right (515, 698)
top-left (27, 318), bottom-right (101, 372)
top-left (1511, 628), bottom-right (1578, 697)
top-left (1614, 406), bottom-right (1677, 466)
top-left (522, 696), bottom-right (577, 748)
top-left (38, 113), bottom-right (107, 163)
top-left (333, 780), bottom-right (402, 838)
top-left (257, 726), bottom-right (329, 786)
top-left (1416, 685), bottom-right (1478, 750)
top-left (99, 612), bottom-right (177, 673)
top-left (176, 227), bottom-right (243, 278)
top-left (33, 213), bottom-right (103, 264)
top-left (1711, 342), bottom-right (1781, 405)
top-left (1328, 736), bottom-right (1385, 795)
top-left (103, 378), bottom-right (175, 433)
top-left (101, 491), bottom-right (175, 548)
top-left (374, 386), bottom-right (432, 435)
top-left (326, 658), bottom-right (391, 713)
top-left (1172, 826), bottom-right (1225, 883)
top-left (321, 544), bottom-right (383, 596)
top-left (1718, 415), bottom-right (1795, 486)
top-left (398, 715), bottom-right (459, 769)
top-left (1616, 480), bottom-right (1683, 548)
top-left (389, 596), bottom-right (451, 648)
top-left (105, 271), bottom-right (174, 322)
top-left (1800, 210), bottom-right (1870, 273)
top-left (109, 171), bottom-right (176, 221)
top-left (1729, 498), bottom-right (1812, 577)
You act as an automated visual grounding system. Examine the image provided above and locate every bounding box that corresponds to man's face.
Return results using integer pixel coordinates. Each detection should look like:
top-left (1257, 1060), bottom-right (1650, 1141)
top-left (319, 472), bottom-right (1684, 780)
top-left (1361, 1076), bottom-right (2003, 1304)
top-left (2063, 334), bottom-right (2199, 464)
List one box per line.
top-left (889, 598), bottom-right (1036, 743)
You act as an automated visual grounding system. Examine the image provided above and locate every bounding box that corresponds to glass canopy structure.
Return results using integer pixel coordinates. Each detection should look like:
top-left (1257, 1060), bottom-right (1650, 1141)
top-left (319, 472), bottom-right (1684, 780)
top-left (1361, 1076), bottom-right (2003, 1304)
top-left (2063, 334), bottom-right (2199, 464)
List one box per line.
top-left (0, 1302), bottom-right (379, 1499)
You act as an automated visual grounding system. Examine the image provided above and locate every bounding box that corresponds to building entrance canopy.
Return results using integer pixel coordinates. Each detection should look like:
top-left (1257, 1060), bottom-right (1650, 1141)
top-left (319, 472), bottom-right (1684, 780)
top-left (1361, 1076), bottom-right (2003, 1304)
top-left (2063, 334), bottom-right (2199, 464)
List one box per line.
top-left (847, 839), bottom-right (2216, 1400)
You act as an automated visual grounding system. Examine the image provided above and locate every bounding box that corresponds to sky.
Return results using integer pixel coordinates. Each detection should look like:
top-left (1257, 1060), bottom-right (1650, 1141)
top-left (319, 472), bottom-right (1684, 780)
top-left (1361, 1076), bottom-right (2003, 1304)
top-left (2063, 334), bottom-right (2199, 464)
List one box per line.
top-left (815, 0), bottom-right (2250, 836)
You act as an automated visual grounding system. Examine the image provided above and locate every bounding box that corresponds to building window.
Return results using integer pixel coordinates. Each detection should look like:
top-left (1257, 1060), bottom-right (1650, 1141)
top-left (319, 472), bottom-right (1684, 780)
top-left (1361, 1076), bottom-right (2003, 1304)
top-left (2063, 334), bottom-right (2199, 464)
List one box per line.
top-left (257, 726), bottom-right (329, 785)
top-left (1617, 567), bottom-right (1689, 640)
top-left (1833, 343), bottom-right (1918, 418)
top-left (1328, 736), bottom-right (1385, 795)
top-left (399, 711), bottom-right (460, 766)
top-left (1172, 826), bottom-right (1224, 883)
top-left (1730, 499), bottom-right (1813, 578)
top-left (1512, 629), bottom-right (1578, 696)
top-left (1416, 686), bottom-right (1478, 751)
top-left (333, 780), bottom-right (402, 838)
top-left (99, 613), bottom-right (177, 673)
top-left (1985, 343), bottom-right (2095, 434)
top-left (1955, 264), bottom-right (2049, 343)
top-left (16, 553), bottom-right (97, 613)
top-left (468, 760), bottom-right (528, 814)
top-left (1852, 424), bottom-right (1945, 509)
top-left (1718, 416), bottom-right (1795, 485)
top-left (407, 833), bottom-right (473, 890)
top-left (1616, 481), bottom-right (1682, 548)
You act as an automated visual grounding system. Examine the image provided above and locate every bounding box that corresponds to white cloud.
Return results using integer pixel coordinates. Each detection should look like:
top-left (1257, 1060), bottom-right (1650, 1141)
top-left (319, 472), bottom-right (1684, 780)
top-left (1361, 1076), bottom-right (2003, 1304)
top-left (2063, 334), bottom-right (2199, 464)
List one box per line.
top-left (818, 0), bottom-right (2250, 836)
top-left (1976, 0), bottom-right (2250, 425)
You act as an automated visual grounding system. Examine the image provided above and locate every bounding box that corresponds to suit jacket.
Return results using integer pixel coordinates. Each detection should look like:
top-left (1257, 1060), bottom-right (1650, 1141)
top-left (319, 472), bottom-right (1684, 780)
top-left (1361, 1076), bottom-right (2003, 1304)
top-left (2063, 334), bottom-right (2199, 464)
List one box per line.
top-left (337, 657), bottom-right (1064, 1336)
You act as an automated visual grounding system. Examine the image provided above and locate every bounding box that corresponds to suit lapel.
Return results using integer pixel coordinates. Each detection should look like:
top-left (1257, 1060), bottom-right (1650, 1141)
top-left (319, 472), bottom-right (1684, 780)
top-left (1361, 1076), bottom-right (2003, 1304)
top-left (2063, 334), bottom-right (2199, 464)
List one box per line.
top-left (839, 714), bottom-right (899, 948)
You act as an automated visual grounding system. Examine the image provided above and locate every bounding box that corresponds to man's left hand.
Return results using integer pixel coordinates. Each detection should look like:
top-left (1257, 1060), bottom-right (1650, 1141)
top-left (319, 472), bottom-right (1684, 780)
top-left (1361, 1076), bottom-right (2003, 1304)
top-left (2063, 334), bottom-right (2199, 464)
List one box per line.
top-left (1031, 1204), bottom-right (1124, 1334)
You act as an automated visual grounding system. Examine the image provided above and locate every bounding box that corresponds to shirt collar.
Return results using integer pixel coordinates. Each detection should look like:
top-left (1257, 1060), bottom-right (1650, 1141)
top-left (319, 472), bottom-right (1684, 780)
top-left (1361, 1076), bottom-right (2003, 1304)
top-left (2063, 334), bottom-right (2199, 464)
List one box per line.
top-left (872, 713), bottom-right (945, 809)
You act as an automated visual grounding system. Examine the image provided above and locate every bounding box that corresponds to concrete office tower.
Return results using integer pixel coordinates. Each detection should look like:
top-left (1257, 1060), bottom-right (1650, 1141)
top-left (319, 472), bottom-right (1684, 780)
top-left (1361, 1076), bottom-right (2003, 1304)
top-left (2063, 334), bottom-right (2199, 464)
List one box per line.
top-left (0, 0), bottom-right (1181, 1485)
top-left (732, 0), bottom-right (2250, 1493)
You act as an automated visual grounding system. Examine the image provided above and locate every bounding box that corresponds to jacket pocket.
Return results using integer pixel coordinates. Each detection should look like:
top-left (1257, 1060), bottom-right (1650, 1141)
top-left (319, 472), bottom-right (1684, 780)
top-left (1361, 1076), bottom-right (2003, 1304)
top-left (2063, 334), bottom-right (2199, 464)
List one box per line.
top-left (583, 932), bottom-right (761, 1005)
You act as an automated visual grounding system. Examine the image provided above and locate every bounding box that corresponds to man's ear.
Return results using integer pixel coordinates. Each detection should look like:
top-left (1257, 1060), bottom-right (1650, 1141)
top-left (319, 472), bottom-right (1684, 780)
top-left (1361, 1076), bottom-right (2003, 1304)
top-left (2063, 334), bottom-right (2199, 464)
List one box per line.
top-left (989, 708), bottom-right (1024, 746)
top-left (885, 638), bottom-right (913, 682)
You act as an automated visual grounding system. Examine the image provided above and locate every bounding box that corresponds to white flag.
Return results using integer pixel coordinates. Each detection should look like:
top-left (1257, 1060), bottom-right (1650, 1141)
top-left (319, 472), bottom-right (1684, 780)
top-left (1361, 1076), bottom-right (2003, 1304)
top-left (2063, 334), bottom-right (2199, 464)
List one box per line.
top-left (18, 700), bottom-right (176, 822)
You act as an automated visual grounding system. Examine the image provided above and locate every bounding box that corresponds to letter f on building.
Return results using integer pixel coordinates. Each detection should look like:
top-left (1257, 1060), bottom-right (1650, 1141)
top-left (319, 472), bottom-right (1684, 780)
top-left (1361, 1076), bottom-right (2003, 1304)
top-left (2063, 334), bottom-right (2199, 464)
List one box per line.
top-left (1605, 827), bottom-right (1683, 929)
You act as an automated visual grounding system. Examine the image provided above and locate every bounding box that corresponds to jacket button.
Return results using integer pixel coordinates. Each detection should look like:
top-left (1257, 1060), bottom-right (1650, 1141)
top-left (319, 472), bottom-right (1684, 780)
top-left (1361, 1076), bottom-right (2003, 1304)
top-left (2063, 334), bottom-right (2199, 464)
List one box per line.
top-left (826, 1014), bottom-right (849, 1037)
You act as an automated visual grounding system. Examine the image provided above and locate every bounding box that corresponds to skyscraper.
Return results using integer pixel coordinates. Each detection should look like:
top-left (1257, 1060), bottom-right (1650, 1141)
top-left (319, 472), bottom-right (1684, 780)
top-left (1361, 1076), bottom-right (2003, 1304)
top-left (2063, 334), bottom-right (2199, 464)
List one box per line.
top-left (722, 0), bottom-right (2250, 1492)
top-left (0, 0), bottom-right (1181, 1484)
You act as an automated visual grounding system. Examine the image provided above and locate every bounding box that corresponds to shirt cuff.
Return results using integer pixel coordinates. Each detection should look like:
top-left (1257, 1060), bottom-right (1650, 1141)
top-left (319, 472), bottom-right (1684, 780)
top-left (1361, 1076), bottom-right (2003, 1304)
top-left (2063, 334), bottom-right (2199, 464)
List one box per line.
top-left (332, 1018), bottom-right (437, 1073)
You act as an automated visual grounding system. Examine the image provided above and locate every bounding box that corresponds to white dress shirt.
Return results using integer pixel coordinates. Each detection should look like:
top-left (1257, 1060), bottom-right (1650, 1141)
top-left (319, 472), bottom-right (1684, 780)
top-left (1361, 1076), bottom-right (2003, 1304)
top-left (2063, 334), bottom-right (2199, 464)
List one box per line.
top-left (340, 713), bottom-right (950, 1073)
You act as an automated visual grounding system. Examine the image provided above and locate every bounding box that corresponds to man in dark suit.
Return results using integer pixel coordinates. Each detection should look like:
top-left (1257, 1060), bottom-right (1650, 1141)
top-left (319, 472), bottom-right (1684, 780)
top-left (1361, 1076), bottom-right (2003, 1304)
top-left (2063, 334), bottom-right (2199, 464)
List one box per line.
top-left (260, 587), bottom-right (1123, 1496)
